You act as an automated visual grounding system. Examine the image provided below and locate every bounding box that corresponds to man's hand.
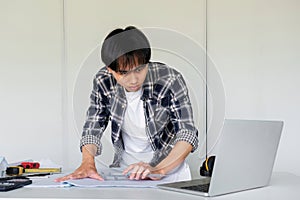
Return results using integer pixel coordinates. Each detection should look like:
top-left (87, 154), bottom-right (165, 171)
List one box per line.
top-left (55, 144), bottom-right (103, 182)
top-left (122, 141), bottom-right (192, 181)
top-left (122, 161), bottom-right (163, 180)
top-left (55, 161), bottom-right (103, 182)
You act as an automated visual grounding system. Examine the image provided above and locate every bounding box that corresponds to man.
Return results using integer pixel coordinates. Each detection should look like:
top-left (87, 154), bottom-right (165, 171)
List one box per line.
top-left (56, 26), bottom-right (198, 182)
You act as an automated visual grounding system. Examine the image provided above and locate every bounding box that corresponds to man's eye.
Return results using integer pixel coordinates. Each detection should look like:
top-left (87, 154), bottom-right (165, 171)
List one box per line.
top-left (135, 65), bottom-right (145, 72)
top-left (118, 71), bottom-right (128, 75)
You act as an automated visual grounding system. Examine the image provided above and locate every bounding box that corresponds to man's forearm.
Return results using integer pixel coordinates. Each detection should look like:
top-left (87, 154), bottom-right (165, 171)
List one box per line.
top-left (154, 141), bottom-right (193, 175)
top-left (82, 144), bottom-right (97, 163)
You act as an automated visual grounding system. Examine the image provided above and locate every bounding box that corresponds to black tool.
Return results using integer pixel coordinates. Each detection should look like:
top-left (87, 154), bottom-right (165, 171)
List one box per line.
top-left (200, 155), bottom-right (216, 177)
top-left (6, 166), bottom-right (24, 175)
top-left (0, 177), bottom-right (32, 192)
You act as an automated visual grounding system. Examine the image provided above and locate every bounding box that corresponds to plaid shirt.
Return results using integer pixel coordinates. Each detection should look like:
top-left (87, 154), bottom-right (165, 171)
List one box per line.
top-left (80, 62), bottom-right (198, 167)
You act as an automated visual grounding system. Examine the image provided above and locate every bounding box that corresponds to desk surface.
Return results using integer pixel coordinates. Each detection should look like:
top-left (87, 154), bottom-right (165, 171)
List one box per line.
top-left (0, 172), bottom-right (299, 200)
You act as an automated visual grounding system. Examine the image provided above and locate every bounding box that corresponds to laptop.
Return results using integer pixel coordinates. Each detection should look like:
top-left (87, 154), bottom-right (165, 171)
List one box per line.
top-left (157, 119), bottom-right (283, 197)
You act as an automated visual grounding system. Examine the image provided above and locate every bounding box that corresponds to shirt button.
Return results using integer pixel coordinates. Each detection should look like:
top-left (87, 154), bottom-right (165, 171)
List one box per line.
top-left (122, 104), bottom-right (125, 108)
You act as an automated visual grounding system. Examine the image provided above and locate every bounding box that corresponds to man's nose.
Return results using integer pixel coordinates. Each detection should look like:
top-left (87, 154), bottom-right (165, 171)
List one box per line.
top-left (127, 72), bottom-right (138, 83)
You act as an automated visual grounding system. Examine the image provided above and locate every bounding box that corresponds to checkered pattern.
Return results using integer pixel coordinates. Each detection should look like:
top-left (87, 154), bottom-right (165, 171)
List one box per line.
top-left (80, 62), bottom-right (199, 167)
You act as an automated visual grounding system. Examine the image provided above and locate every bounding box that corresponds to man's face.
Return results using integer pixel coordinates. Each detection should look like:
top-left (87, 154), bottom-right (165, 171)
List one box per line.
top-left (108, 63), bottom-right (148, 92)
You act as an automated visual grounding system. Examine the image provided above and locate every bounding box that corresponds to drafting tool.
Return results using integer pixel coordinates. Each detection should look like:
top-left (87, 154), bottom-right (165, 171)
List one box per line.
top-left (6, 166), bottom-right (61, 175)
top-left (0, 177), bottom-right (32, 192)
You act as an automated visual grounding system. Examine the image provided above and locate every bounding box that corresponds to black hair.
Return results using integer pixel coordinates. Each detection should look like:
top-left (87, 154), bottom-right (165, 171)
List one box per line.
top-left (101, 26), bottom-right (151, 72)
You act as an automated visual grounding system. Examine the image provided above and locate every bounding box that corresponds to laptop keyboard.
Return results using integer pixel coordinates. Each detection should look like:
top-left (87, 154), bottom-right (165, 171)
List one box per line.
top-left (181, 184), bottom-right (210, 193)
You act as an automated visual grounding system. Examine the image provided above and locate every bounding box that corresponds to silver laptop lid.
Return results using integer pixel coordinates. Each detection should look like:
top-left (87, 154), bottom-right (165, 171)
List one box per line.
top-left (209, 119), bottom-right (283, 196)
top-left (157, 119), bottom-right (283, 197)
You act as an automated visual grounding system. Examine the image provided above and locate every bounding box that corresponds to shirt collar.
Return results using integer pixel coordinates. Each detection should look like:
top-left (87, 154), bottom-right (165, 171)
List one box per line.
top-left (142, 62), bottom-right (155, 100)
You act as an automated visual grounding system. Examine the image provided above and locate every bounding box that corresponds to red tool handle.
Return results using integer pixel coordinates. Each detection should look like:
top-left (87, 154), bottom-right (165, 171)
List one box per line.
top-left (20, 162), bottom-right (40, 169)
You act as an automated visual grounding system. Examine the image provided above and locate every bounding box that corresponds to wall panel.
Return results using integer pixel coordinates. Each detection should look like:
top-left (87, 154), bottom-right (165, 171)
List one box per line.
top-left (207, 0), bottom-right (300, 175)
top-left (0, 0), bottom-right (64, 164)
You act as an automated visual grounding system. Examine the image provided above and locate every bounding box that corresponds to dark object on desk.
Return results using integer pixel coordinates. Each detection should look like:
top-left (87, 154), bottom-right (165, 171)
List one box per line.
top-left (6, 166), bottom-right (24, 175)
top-left (200, 156), bottom-right (215, 177)
top-left (2, 172), bottom-right (51, 180)
top-left (0, 177), bottom-right (32, 192)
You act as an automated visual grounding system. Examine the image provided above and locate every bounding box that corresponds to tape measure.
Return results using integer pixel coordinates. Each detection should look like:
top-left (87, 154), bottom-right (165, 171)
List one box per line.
top-left (24, 168), bottom-right (61, 173)
top-left (6, 166), bottom-right (24, 176)
top-left (6, 166), bottom-right (61, 175)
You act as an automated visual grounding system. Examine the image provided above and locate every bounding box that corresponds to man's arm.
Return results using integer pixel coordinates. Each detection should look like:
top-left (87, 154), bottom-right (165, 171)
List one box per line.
top-left (123, 141), bottom-right (192, 180)
top-left (55, 145), bottom-right (104, 182)
top-left (153, 141), bottom-right (192, 175)
top-left (56, 73), bottom-right (112, 182)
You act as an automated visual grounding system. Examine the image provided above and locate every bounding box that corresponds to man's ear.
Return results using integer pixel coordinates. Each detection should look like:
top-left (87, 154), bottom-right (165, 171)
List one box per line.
top-left (107, 67), bottom-right (118, 80)
top-left (107, 67), bottom-right (113, 73)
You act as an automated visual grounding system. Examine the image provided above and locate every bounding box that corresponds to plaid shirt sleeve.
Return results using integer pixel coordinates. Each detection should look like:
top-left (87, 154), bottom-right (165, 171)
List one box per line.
top-left (80, 72), bottom-right (111, 156)
top-left (169, 72), bottom-right (198, 152)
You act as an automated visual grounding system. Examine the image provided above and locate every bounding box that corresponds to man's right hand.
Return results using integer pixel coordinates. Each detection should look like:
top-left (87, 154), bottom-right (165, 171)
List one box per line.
top-left (55, 144), bottom-right (103, 182)
top-left (54, 161), bottom-right (104, 182)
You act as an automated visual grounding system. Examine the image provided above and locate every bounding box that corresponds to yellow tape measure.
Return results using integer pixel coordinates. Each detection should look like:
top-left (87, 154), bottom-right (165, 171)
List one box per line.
top-left (6, 166), bottom-right (61, 175)
top-left (24, 168), bottom-right (61, 173)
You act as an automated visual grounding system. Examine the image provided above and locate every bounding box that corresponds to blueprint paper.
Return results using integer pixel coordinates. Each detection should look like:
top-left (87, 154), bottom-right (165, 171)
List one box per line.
top-left (65, 177), bottom-right (171, 188)
top-left (26, 168), bottom-right (173, 188)
top-left (25, 173), bottom-right (71, 188)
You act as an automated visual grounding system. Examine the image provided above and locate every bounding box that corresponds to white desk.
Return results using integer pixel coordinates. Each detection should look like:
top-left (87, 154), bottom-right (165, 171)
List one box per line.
top-left (0, 172), bottom-right (299, 200)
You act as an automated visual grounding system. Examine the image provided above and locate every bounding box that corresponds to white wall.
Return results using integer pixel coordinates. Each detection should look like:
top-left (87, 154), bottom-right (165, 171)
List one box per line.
top-left (0, 0), bottom-right (64, 164)
top-left (207, 0), bottom-right (300, 175)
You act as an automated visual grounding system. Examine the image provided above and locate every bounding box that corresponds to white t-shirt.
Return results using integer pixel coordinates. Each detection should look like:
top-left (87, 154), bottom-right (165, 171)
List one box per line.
top-left (121, 88), bottom-right (191, 182)
top-left (122, 88), bottom-right (153, 155)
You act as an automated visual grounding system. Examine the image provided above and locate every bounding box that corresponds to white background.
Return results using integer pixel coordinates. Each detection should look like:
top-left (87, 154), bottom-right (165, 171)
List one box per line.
top-left (0, 0), bottom-right (299, 177)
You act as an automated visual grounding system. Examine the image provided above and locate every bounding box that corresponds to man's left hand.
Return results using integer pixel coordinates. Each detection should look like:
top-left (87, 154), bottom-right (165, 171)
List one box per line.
top-left (122, 162), bottom-right (162, 180)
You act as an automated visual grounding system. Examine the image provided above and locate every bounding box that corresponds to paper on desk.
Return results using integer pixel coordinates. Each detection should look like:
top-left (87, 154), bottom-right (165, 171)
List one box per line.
top-left (26, 168), bottom-right (173, 188)
top-left (25, 173), bottom-right (71, 188)
top-left (27, 175), bottom-right (171, 188)
top-left (60, 168), bottom-right (170, 188)
top-left (65, 177), bottom-right (171, 188)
